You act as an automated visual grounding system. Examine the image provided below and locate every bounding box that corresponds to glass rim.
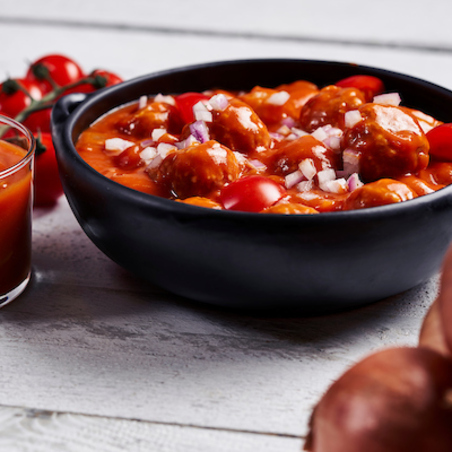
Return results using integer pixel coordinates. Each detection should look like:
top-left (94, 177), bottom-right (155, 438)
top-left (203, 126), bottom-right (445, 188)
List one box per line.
top-left (0, 114), bottom-right (36, 178)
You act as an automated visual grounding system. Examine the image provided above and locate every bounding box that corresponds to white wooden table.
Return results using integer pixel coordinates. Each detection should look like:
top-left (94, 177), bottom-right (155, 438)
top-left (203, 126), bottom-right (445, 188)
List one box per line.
top-left (0, 1), bottom-right (451, 450)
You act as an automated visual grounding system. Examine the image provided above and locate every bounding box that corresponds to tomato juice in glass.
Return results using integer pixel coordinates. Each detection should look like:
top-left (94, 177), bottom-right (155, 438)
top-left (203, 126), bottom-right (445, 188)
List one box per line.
top-left (0, 115), bottom-right (35, 308)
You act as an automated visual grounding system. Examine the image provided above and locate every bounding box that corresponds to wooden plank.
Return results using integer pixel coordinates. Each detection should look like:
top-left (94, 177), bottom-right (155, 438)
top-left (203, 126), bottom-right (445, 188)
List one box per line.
top-left (2, 0), bottom-right (452, 50)
top-left (0, 405), bottom-right (303, 452)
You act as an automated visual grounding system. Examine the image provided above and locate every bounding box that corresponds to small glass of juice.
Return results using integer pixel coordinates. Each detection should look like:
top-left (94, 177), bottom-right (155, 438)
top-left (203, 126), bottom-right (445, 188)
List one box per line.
top-left (0, 115), bottom-right (35, 308)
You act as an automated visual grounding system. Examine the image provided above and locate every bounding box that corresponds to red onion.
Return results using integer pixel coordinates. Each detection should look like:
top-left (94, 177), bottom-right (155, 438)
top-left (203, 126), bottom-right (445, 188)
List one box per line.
top-left (305, 347), bottom-right (452, 452)
top-left (373, 93), bottom-right (401, 106)
top-left (266, 91), bottom-right (290, 105)
top-left (344, 110), bottom-right (363, 129)
top-left (189, 120), bottom-right (210, 143)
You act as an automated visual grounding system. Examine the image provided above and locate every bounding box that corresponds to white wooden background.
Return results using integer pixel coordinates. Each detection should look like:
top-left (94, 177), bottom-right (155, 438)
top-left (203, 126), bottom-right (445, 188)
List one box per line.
top-left (0, 1), bottom-right (451, 450)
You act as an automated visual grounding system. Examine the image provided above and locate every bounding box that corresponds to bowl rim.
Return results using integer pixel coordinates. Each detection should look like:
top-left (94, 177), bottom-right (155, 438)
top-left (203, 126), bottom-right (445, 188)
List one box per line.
top-left (56, 57), bottom-right (452, 224)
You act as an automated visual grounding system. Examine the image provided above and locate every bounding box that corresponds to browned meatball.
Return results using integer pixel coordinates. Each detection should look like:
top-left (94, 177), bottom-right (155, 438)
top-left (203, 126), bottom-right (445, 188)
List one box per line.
top-left (209, 98), bottom-right (271, 154)
top-left (344, 179), bottom-right (417, 210)
top-left (116, 102), bottom-right (183, 138)
top-left (270, 135), bottom-right (338, 176)
top-left (342, 103), bottom-right (430, 182)
top-left (300, 85), bottom-right (366, 132)
top-left (261, 202), bottom-right (318, 214)
top-left (239, 81), bottom-right (318, 126)
top-left (156, 140), bottom-right (241, 199)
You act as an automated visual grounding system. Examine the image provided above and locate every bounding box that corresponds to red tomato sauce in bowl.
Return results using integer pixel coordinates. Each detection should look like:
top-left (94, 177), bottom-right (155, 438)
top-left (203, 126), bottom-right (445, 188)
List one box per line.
top-left (75, 76), bottom-right (450, 214)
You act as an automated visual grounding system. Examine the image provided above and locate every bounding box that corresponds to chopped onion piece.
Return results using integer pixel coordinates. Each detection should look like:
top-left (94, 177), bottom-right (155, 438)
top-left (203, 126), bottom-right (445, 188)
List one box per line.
top-left (157, 142), bottom-right (176, 158)
top-left (297, 191), bottom-right (319, 201)
top-left (317, 168), bottom-right (336, 191)
top-left (249, 158), bottom-right (266, 169)
top-left (285, 170), bottom-right (305, 189)
top-left (177, 135), bottom-right (200, 149)
top-left (342, 149), bottom-right (361, 176)
top-left (344, 110), bottom-right (363, 129)
top-left (296, 180), bottom-right (314, 192)
top-left (277, 125), bottom-right (291, 136)
top-left (299, 158), bottom-right (317, 181)
top-left (270, 132), bottom-right (284, 140)
top-left (146, 153), bottom-right (163, 172)
top-left (373, 92), bottom-right (401, 106)
top-left (208, 94), bottom-right (229, 111)
top-left (311, 127), bottom-right (328, 142)
top-left (138, 95), bottom-right (148, 110)
top-left (139, 146), bottom-right (157, 164)
top-left (233, 152), bottom-right (249, 166)
top-left (324, 136), bottom-right (342, 152)
top-left (105, 138), bottom-right (135, 155)
top-left (322, 178), bottom-right (348, 194)
top-left (291, 127), bottom-right (309, 138)
top-left (154, 93), bottom-right (176, 106)
top-left (281, 117), bottom-right (296, 128)
top-left (347, 172), bottom-right (364, 192)
top-left (267, 91), bottom-right (290, 106)
top-left (189, 120), bottom-right (210, 143)
top-left (193, 101), bottom-right (213, 122)
top-left (151, 128), bottom-right (167, 141)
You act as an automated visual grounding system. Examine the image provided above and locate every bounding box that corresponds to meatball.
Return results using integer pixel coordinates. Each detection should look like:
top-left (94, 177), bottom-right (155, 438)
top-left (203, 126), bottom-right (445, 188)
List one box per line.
top-left (344, 179), bottom-right (417, 210)
top-left (261, 202), bottom-right (318, 214)
top-left (209, 98), bottom-right (271, 154)
top-left (342, 103), bottom-right (430, 182)
top-left (300, 85), bottom-right (366, 132)
top-left (270, 135), bottom-right (338, 176)
top-left (239, 81), bottom-right (318, 126)
top-left (116, 101), bottom-right (183, 138)
top-left (156, 140), bottom-right (241, 199)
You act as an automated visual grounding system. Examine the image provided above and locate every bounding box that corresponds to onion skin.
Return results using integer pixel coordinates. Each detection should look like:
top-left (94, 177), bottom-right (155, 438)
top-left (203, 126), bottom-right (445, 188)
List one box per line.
top-left (438, 246), bottom-right (452, 354)
top-left (304, 347), bottom-right (452, 452)
top-left (419, 300), bottom-right (450, 357)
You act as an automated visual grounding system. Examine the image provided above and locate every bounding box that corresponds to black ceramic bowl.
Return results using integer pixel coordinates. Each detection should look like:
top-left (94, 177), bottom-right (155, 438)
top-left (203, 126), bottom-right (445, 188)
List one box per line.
top-left (51, 59), bottom-right (452, 312)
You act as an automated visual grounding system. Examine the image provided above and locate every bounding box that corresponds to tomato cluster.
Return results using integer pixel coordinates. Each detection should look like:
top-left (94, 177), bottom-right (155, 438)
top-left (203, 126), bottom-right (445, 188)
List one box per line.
top-left (0, 54), bottom-right (123, 206)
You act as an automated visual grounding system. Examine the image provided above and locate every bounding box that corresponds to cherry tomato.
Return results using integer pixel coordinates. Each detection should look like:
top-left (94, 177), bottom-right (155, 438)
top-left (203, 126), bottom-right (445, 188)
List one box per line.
top-left (174, 92), bottom-right (210, 124)
top-left (66, 69), bottom-right (123, 94)
top-left (0, 78), bottom-right (43, 118)
top-left (26, 54), bottom-right (85, 94)
top-left (33, 132), bottom-right (64, 207)
top-left (335, 75), bottom-right (385, 101)
top-left (219, 175), bottom-right (286, 212)
top-left (426, 123), bottom-right (452, 161)
top-left (23, 107), bottom-right (52, 133)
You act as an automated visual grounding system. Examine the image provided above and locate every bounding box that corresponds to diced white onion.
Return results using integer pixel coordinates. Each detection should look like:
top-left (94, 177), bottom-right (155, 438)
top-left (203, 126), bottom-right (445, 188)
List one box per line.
top-left (193, 101), bottom-right (213, 122)
top-left (311, 127), bottom-right (328, 142)
top-left (321, 178), bottom-right (348, 194)
top-left (208, 94), bottom-right (229, 111)
top-left (317, 168), bottom-right (337, 191)
top-left (154, 93), bottom-right (176, 106)
top-left (177, 135), bottom-right (200, 149)
top-left (281, 117), bottom-right (296, 128)
top-left (157, 142), bottom-right (176, 158)
top-left (285, 170), bottom-right (305, 189)
top-left (104, 138), bottom-right (135, 155)
top-left (139, 146), bottom-right (157, 164)
top-left (291, 127), bottom-right (309, 138)
top-left (146, 154), bottom-right (163, 172)
top-left (138, 95), bottom-right (148, 109)
top-left (299, 158), bottom-right (317, 181)
top-left (296, 180), bottom-right (314, 192)
top-left (266, 91), bottom-right (290, 106)
top-left (276, 125), bottom-right (291, 136)
top-left (342, 149), bottom-right (361, 176)
top-left (373, 92), bottom-right (401, 106)
top-left (151, 128), bottom-right (167, 141)
top-left (344, 110), bottom-right (363, 129)
top-left (347, 172), bottom-right (364, 192)
top-left (324, 136), bottom-right (341, 152)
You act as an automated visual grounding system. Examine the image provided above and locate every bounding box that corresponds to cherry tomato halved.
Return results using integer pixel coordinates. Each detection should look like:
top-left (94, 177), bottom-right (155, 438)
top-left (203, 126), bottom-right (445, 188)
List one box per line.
top-left (26, 54), bottom-right (85, 94)
top-left (426, 123), bottom-right (452, 161)
top-left (174, 92), bottom-right (210, 124)
top-left (34, 132), bottom-right (64, 207)
top-left (219, 175), bottom-right (286, 212)
top-left (335, 75), bottom-right (385, 102)
top-left (0, 78), bottom-right (43, 118)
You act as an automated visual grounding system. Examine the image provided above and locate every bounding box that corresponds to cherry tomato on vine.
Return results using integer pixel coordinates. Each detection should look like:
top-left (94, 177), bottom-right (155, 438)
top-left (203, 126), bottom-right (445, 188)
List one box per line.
top-left (33, 132), bottom-right (64, 207)
top-left (0, 78), bottom-right (42, 118)
top-left (335, 75), bottom-right (385, 101)
top-left (66, 69), bottom-right (123, 94)
top-left (175, 92), bottom-right (210, 124)
top-left (426, 123), bottom-right (452, 161)
top-left (23, 107), bottom-right (52, 134)
top-left (26, 54), bottom-right (85, 94)
top-left (219, 175), bottom-right (286, 212)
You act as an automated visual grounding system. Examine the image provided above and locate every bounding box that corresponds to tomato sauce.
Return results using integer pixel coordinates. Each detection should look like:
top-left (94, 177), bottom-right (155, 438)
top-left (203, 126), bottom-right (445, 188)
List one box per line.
top-left (0, 139), bottom-right (33, 296)
top-left (75, 77), bottom-right (452, 214)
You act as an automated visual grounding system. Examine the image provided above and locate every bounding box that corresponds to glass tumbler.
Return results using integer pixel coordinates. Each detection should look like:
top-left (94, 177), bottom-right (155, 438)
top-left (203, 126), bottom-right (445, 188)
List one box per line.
top-left (0, 115), bottom-right (35, 308)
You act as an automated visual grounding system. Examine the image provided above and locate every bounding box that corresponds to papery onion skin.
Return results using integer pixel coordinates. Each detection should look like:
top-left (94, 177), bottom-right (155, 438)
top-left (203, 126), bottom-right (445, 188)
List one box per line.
top-left (304, 347), bottom-right (452, 452)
